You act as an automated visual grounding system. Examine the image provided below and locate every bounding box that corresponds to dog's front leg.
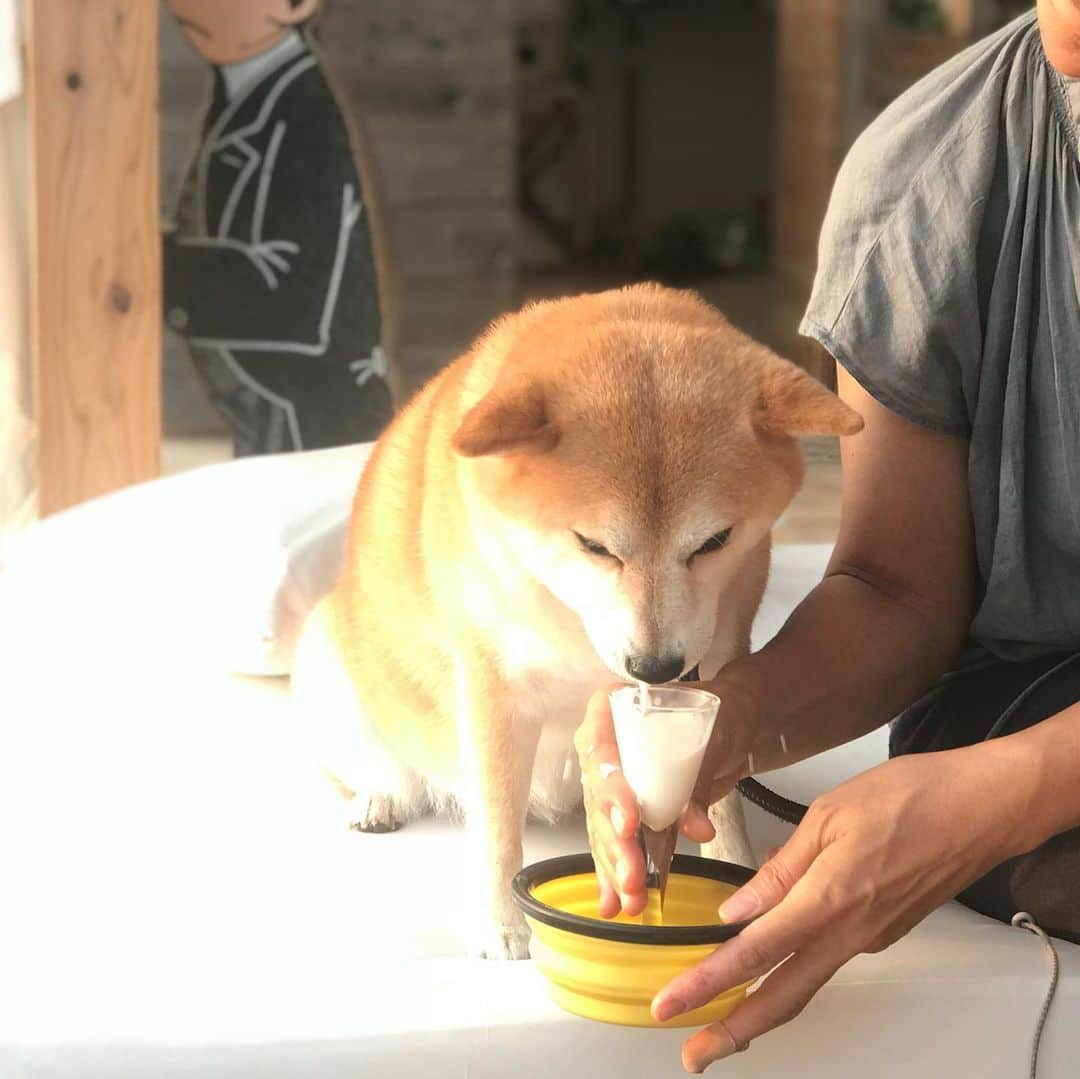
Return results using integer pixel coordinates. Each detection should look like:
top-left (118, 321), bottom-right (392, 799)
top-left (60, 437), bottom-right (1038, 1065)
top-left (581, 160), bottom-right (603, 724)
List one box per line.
top-left (454, 659), bottom-right (538, 960)
top-left (703, 790), bottom-right (758, 869)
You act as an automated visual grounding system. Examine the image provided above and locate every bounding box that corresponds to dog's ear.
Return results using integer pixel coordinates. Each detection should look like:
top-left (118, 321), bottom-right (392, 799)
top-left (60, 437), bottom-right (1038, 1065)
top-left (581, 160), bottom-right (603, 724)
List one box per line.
top-left (452, 381), bottom-right (560, 457)
top-left (755, 356), bottom-right (863, 438)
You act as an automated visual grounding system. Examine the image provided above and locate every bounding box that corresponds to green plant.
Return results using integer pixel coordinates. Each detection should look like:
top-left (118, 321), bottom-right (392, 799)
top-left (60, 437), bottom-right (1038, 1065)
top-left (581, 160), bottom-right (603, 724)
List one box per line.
top-left (886, 0), bottom-right (946, 30)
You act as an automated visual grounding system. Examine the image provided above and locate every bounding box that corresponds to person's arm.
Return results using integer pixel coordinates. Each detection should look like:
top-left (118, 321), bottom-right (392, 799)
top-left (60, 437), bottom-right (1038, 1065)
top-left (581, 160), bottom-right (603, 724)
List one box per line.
top-left (696, 364), bottom-right (975, 786)
top-left (1006, 700), bottom-right (1080, 843)
top-left (576, 363), bottom-right (1080, 1073)
top-left (652, 702), bottom-right (1080, 1071)
top-left (576, 366), bottom-right (975, 918)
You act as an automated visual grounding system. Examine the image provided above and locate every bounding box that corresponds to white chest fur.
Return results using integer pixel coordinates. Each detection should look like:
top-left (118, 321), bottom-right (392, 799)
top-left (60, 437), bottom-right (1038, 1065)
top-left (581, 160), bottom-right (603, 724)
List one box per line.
top-left (499, 621), bottom-right (609, 821)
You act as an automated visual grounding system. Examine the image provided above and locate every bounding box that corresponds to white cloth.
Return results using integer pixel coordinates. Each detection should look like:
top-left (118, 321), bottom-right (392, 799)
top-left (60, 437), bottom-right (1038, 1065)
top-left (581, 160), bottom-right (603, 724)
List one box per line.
top-left (1, 441), bottom-right (373, 674)
top-left (1, 533), bottom-right (1077, 1078)
top-left (0, 26), bottom-right (31, 546)
top-left (220, 29), bottom-right (304, 100)
top-left (0, 0), bottom-right (20, 106)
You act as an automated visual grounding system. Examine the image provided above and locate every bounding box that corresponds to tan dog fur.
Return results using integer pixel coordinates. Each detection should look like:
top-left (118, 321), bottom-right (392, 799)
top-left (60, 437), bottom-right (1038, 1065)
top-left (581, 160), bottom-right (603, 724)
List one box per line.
top-left (291, 285), bottom-right (862, 959)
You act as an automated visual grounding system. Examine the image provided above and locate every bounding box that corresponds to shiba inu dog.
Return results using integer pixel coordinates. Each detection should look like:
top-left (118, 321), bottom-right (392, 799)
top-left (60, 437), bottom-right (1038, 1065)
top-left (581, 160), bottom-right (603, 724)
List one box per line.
top-left (291, 285), bottom-right (862, 959)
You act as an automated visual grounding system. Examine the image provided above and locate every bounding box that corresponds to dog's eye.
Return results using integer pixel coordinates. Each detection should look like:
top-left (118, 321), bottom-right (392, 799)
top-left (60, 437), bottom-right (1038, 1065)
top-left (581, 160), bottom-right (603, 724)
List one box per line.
top-left (574, 531), bottom-right (613, 558)
top-left (692, 527), bottom-right (733, 561)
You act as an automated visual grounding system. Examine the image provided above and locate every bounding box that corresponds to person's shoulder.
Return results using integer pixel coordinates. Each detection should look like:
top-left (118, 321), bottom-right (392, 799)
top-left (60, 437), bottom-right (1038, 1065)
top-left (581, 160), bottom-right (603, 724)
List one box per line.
top-left (800, 12), bottom-right (1044, 425)
top-left (806, 11), bottom-right (1043, 333)
top-left (835, 12), bottom-right (1040, 225)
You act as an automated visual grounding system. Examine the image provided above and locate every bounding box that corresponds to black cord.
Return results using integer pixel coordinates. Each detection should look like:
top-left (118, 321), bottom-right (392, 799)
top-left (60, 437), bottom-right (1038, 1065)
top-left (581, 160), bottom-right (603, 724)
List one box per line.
top-left (736, 776), bottom-right (808, 826)
top-left (1011, 913), bottom-right (1061, 1079)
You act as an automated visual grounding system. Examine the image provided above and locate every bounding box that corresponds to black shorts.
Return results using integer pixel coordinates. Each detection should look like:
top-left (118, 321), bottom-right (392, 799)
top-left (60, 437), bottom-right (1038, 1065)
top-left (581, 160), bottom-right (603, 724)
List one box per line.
top-left (890, 652), bottom-right (1080, 944)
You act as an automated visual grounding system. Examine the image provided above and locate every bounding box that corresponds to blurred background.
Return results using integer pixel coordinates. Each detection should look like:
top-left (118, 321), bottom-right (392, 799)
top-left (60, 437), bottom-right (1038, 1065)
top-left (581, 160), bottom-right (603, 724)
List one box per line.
top-left (161, 0), bottom-right (1029, 441)
top-left (158, 0), bottom-right (1028, 537)
top-left (0, 0), bottom-right (1034, 543)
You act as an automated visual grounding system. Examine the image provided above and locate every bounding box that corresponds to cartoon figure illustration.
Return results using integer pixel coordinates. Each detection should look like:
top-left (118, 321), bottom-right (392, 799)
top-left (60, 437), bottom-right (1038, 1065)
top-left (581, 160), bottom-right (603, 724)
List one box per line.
top-left (163, 0), bottom-right (394, 455)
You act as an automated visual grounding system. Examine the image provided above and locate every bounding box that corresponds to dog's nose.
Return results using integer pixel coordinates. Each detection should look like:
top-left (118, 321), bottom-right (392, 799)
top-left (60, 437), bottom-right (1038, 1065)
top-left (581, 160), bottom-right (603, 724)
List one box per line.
top-left (625, 653), bottom-right (685, 685)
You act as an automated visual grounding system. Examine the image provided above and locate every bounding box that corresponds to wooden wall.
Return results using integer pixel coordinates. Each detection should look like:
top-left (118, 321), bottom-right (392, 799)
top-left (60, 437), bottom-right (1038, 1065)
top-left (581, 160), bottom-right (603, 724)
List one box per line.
top-left (318, 1), bottom-right (515, 280)
top-left (318, 0), bottom-right (516, 392)
top-left (27, 0), bottom-right (161, 515)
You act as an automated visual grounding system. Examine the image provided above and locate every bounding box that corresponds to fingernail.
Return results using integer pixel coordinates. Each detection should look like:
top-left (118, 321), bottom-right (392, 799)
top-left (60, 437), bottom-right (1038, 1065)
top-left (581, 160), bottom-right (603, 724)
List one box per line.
top-left (655, 997), bottom-right (688, 1022)
top-left (718, 886), bottom-right (761, 924)
top-left (611, 806), bottom-right (627, 836)
top-left (711, 1038), bottom-right (737, 1062)
top-left (685, 1033), bottom-right (738, 1073)
top-left (692, 1043), bottom-right (734, 1070)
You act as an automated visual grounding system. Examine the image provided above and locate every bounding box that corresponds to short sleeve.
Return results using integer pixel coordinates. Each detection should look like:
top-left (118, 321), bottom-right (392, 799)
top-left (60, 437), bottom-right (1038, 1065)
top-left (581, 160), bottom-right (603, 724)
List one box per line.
top-left (800, 225), bottom-right (974, 439)
top-left (797, 25), bottom-right (1011, 440)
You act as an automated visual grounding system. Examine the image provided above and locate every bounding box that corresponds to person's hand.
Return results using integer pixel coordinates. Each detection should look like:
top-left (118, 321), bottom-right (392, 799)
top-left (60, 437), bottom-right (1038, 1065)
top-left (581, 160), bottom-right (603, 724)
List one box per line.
top-left (574, 675), bottom-right (760, 918)
top-left (650, 744), bottom-right (1033, 1072)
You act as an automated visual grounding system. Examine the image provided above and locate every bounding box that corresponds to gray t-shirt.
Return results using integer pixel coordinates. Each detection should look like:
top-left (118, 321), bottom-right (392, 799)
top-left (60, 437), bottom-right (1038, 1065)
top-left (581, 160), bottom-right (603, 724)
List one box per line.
top-left (802, 11), bottom-right (1080, 665)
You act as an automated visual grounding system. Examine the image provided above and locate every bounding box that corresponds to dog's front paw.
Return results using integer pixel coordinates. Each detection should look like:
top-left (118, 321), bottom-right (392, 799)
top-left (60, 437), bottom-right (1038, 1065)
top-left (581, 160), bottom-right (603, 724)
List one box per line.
top-left (473, 917), bottom-right (531, 961)
top-left (347, 794), bottom-right (404, 834)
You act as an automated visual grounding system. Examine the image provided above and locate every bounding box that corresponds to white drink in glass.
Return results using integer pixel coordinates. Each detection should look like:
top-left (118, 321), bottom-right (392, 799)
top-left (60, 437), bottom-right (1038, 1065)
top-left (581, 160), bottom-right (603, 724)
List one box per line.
top-left (609, 684), bottom-right (720, 924)
top-left (610, 684), bottom-right (720, 832)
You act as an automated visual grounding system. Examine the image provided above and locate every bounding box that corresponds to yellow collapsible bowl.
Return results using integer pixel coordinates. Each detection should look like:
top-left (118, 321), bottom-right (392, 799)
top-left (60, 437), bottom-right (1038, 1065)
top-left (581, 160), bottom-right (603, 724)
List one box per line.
top-left (512, 853), bottom-right (755, 1028)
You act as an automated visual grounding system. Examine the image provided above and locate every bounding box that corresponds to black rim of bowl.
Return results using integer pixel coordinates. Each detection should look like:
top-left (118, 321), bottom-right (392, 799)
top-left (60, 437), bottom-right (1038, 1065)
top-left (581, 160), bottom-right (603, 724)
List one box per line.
top-left (512, 853), bottom-right (755, 945)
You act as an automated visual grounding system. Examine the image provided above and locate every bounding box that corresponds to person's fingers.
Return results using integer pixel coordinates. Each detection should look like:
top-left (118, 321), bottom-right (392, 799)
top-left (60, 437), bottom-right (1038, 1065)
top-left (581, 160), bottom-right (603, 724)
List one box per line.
top-left (680, 1021), bottom-right (743, 1074)
top-left (679, 946), bottom-right (842, 1072)
top-left (684, 764), bottom-right (745, 842)
top-left (594, 856), bottom-right (626, 919)
top-left (619, 882), bottom-right (648, 918)
top-left (716, 827), bottom-right (821, 924)
top-left (577, 685), bottom-right (646, 916)
top-left (574, 682), bottom-right (626, 771)
top-left (576, 685), bottom-right (653, 916)
top-left (688, 774), bottom-right (715, 824)
top-left (681, 800), bottom-right (715, 842)
top-left (585, 769), bottom-right (641, 903)
top-left (596, 870), bottom-right (620, 919)
top-left (695, 708), bottom-right (750, 794)
top-left (586, 816), bottom-right (620, 910)
top-left (577, 686), bottom-right (640, 834)
top-left (652, 852), bottom-right (833, 1019)
top-left (590, 802), bottom-right (648, 914)
top-left (595, 773), bottom-right (640, 837)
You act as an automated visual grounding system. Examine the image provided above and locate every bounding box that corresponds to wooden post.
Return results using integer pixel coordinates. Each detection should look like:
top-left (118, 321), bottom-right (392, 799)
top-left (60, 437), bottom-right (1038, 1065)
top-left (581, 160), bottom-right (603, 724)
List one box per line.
top-left (773, 0), bottom-right (847, 293)
top-left (772, 0), bottom-right (849, 384)
top-left (942, 0), bottom-right (996, 38)
top-left (27, 0), bottom-right (160, 516)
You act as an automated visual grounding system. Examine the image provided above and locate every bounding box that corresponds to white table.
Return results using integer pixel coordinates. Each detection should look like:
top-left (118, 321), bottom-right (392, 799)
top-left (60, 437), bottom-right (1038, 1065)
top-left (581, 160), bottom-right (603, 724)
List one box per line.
top-left (1, 475), bottom-right (1075, 1077)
